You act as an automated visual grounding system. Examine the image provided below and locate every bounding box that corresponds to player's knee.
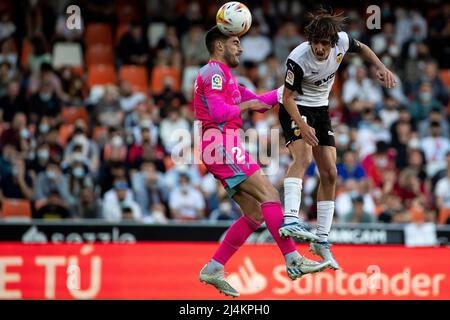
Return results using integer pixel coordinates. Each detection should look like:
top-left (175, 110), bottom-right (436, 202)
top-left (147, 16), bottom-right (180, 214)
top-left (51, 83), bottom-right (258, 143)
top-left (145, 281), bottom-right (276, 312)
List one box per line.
top-left (248, 211), bottom-right (264, 223)
top-left (292, 152), bottom-right (312, 170)
top-left (320, 167), bottom-right (337, 185)
top-left (261, 183), bottom-right (280, 202)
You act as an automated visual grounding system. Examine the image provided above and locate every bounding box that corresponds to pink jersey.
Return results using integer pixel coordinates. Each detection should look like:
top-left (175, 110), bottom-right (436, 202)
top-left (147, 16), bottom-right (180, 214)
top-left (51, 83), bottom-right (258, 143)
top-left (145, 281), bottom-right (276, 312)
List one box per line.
top-left (193, 59), bottom-right (278, 197)
top-left (193, 59), bottom-right (277, 133)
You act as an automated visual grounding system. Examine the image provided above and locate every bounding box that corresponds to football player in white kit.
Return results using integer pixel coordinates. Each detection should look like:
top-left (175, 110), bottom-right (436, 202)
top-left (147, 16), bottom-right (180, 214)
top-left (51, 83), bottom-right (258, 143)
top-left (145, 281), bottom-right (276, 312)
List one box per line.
top-left (277, 9), bottom-right (396, 269)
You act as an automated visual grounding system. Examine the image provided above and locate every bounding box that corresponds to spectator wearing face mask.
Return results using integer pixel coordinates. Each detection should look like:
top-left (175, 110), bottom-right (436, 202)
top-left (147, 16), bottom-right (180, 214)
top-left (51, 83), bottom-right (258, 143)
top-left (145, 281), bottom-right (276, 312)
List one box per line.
top-left (30, 143), bottom-right (50, 175)
top-left (34, 160), bottom-right (72, 206)
top-left (102, 127), bottom-right (128, 163)
top-left (409, 82), bottom-right (443, 123)
top-left (66, 151), bottom-right (94, 203)
top-left (209, 197), bottom-right (239, 222)
top-left (63, 126), bottom-right (99, 172)
top-left (168, 173), bottom-right (205, 221)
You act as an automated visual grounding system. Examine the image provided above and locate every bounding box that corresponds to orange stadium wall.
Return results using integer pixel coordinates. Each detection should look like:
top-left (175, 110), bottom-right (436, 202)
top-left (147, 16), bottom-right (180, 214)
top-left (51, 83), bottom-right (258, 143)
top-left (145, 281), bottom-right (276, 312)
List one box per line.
top-left (0, 243), bottom-right (449, 300)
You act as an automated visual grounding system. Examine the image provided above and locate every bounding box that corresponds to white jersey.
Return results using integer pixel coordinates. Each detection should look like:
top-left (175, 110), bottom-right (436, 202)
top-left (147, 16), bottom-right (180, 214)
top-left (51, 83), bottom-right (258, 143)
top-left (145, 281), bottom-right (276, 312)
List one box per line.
top-left (277, 31), bottom-right (353, 107)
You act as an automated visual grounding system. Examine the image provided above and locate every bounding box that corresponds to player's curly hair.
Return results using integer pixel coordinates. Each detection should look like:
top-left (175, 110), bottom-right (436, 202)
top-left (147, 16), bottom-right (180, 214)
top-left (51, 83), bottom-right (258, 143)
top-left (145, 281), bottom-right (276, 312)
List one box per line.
top-left (304, 7), bottom-right (347, 47)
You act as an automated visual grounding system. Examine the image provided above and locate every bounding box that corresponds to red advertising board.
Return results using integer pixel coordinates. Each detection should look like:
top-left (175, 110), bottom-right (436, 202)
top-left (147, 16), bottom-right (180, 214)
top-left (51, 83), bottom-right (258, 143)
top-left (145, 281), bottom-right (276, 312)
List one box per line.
top-left (0, 242), bottom-right (449, 300)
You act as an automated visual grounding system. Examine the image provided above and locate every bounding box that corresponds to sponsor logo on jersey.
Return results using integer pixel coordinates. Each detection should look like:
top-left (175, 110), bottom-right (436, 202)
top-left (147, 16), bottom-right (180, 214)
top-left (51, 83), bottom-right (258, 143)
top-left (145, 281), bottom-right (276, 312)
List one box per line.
top-left (285, 70), bottom-right (295, 86)
top-left (211, 74), bottom-right (223, 90)
top-left (336, 52), bottom-right (343, 63)
top-left (314, 72), bottom-right (336, 86)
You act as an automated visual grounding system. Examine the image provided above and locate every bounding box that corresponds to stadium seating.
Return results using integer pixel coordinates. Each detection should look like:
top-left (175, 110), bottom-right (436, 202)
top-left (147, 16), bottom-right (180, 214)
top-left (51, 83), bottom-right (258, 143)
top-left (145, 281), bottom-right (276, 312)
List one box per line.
top-left (61, 106), bottom-right (89, 124)
top-left (1, 199), bottom-right (32, 220)
top-left (87, 64), bottom-right (117, 88)
top-left (119, 65), bottom-right (148, 93)
top-left (85, 44), bottom-right (115, 67)
top-left (85, 23), bottom-right (113, 47)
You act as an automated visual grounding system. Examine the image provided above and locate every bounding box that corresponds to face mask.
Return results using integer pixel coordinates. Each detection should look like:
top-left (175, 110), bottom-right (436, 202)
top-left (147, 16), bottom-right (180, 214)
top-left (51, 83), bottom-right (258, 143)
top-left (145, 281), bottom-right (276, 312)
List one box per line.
top-left (37, 149), bottom-right (49, 161)
top-left (376, 158), bottom-right (388, 167)
top-left (20, 128), bottom-right (29, 139)
top-left (337, 134), bottom-right (349, 146)
top-left (12, 167), bottom-right (19, 176)
top-left (39, 92), bottom-right (52, 101)
top-left (419, 92), bottom-right (432, 103)
top-left (219, 202), bottom-right (232, 213)
top-left (39, 123), bottom-right (50, 134)
top-left (388, 45), bottom-right (399, 57)
top-left (349, 31), bottom-right (361, 39)
top-left (73, 167), bottom-right (84, 178)
top-left (47, 170), bottom-right (57, 179)
top-left (111, 136), bottom-right (124, 147)
top-left (73, 135), bottom-right (87, 146)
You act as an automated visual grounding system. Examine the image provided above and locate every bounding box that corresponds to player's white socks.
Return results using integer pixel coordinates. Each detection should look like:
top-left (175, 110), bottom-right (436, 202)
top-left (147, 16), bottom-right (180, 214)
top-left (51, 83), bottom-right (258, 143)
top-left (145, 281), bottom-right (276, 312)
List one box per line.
top-left (283, 178), bottom-right (303, 224)
top-left (204, 259), bottom-right (224, 273)
top-left (316, 201), bottom-right (335, 243)
top-left (284, 250), bottom-right (301, 264)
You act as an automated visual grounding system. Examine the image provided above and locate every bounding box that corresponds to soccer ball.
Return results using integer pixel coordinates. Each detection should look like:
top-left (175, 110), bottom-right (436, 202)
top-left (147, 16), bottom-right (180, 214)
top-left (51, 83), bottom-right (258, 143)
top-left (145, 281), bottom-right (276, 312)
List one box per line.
top-left (216, 2), bottom-right (252, 37)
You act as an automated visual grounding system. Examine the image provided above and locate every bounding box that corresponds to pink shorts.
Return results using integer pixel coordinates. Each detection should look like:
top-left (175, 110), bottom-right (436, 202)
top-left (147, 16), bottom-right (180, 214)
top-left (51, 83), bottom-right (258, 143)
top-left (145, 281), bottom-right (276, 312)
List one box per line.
top-left (200, 133), bottom-right (260, 197)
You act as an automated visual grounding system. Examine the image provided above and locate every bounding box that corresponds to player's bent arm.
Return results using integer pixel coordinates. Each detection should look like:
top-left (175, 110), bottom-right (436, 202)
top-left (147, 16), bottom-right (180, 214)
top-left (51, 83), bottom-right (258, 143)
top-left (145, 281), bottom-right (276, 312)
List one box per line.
top-left (356, 41), bottom-right (397, 88)
top-left (204, 93), bottom-right (241, 123)
top-left (282, 86), bottom-right (306, 127)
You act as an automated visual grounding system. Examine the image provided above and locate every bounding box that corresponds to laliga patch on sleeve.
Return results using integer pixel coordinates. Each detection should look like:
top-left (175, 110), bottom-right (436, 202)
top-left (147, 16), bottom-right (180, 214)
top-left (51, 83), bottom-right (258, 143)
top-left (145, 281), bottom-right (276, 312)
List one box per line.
top-left (211, 74), bottom-right (223, 90)
top-left (286, 70), bottom-right (294, 86)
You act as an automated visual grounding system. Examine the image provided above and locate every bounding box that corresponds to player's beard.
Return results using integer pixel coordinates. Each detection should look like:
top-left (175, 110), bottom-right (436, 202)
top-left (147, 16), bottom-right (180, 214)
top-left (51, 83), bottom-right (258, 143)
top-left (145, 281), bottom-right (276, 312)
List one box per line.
top-left (224, 48), bottom-right (239, 68)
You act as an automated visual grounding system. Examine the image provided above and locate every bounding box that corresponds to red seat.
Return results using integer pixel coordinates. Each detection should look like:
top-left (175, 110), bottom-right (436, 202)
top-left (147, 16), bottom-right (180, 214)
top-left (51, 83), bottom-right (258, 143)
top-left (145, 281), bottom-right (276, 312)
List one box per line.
top-left (85, 23), bottom-right (113, 47)
top-left (2, 199), bottom-right (32, 220)
top-left (119, 65), bottom-right (148, 93)
top-left (85, 44), bottom-right (114, 67)
top-left (87, 64), bottom-right (117, 88)
top-left (61, 107), bottom-right (89, 124)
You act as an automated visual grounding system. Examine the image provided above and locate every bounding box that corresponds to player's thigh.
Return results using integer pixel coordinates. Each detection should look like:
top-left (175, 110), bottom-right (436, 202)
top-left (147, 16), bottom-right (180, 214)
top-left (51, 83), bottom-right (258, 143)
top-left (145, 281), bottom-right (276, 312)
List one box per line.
top-left (287, 139), bottom-right (313, 169)
top-left (312, 146), bottom-right (337, 180)
top-left (237, 169), bottom-right (280, 203)
top-left (232, 190), bottom-right (264, 223)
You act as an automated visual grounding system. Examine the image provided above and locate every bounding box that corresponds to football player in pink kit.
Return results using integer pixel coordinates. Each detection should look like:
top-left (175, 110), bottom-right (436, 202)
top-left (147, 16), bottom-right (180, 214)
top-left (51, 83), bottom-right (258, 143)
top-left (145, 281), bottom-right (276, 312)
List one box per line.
top-left (195, 26), bottom-right (330, 298)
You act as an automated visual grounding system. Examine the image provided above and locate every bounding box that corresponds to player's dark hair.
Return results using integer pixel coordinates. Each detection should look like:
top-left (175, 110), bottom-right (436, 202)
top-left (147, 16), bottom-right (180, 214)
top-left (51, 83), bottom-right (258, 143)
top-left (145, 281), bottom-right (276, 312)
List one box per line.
top-left (304, 7), bottom-right (347, 47)
top-left (205, 26), bottom-right (229, 55)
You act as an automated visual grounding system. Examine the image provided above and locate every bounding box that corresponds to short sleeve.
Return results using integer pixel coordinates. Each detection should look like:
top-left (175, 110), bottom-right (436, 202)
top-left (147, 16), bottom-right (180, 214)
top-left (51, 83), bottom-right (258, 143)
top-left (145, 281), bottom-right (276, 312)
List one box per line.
top-left (284, 58), bottom-right (304, 94)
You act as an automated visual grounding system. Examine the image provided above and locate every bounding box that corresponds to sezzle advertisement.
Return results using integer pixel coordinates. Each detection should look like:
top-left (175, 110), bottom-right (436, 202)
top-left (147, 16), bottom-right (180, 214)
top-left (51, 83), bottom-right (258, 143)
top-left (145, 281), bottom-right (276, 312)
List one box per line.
top-left (0, 242), bottom-right (449, 300)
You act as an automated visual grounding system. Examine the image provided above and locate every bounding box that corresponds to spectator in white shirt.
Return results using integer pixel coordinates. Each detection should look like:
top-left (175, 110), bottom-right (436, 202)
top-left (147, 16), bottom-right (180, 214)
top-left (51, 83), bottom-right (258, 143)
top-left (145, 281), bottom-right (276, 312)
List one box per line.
top-left (159, 107), bottom-right (190, 153)
top-left (240, 23), bottom-right (272, 64)
top-left (420, 121), bottom-right (450, 177)
top-left (342, 66), bottom-right (383, 113)
top-left (169, 173), bottom-right (205, 221)
top-left (102, 180), bottom-right (142, 221)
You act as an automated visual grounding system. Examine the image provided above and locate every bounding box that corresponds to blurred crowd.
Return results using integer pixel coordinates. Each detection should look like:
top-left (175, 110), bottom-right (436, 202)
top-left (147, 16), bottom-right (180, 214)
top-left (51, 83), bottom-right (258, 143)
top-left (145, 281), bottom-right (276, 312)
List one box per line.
top-left (0, 0), bottom-right (449, 225)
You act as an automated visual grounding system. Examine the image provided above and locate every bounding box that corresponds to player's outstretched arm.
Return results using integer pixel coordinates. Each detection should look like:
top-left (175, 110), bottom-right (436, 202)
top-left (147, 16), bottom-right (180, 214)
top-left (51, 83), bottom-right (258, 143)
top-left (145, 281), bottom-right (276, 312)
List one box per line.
top-left (356, 40), bottom-right (397, 89)
top-left (238, 85), bottom-right (278, 112)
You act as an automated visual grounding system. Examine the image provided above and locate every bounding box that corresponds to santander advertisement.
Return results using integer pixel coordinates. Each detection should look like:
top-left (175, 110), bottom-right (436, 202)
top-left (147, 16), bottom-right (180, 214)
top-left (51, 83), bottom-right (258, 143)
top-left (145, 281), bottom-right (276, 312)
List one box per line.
top-left (0, 242), bottom-right (449, 300)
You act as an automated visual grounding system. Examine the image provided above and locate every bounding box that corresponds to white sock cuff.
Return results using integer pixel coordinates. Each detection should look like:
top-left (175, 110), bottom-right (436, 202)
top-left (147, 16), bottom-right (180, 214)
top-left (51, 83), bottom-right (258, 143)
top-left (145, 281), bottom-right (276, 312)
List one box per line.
top-left (317, 201), bottom-right (335, 210)
top-left (284, 177), bottom-right (303, 188)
